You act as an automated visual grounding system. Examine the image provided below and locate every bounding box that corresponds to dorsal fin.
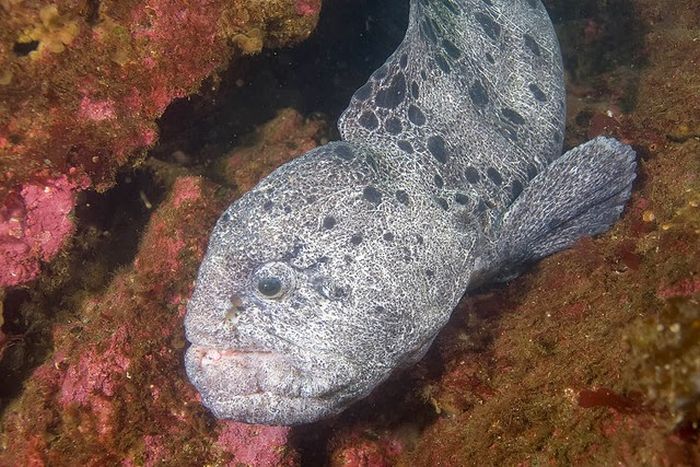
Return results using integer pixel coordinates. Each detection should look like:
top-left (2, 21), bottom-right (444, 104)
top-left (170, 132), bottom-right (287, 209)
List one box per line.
top-left (338, 0), bottom-right (566, 213)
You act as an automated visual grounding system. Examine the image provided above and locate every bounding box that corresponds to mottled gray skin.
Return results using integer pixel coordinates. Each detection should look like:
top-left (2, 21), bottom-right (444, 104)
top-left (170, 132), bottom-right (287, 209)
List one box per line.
top-left (185, 0), bottom-right (636, 425)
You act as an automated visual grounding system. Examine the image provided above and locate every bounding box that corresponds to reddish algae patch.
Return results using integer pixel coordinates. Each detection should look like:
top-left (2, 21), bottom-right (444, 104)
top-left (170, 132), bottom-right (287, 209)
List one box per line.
top-left (0, 0), bottom-right (320, 287)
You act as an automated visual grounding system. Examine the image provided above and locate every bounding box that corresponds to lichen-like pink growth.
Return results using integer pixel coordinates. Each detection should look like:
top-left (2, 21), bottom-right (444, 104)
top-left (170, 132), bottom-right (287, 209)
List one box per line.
top-left (59, 327), bottom-right (131, 406)
top-left (0, 175), bottom-right (89, 287)
top-left (295, 0), bottom-right (320, 16)
top-left (216, 421), bottom-right (291, 466)
top-left (79, 96), bottom-right (117, 121)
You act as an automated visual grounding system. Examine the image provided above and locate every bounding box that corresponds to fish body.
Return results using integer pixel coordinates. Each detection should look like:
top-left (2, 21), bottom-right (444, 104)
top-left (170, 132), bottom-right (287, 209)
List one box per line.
top-left (185, 0), bottom-right (636, 425)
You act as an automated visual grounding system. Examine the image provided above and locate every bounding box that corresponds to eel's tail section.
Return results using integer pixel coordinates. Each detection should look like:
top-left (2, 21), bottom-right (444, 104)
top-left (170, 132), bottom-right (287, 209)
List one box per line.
top-left (495, 136), bottom-right (637, 268)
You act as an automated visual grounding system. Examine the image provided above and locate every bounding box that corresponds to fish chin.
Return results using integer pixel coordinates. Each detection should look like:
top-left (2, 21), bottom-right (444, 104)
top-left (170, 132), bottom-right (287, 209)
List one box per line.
top-left (184, 345), bottom-right (349, 425)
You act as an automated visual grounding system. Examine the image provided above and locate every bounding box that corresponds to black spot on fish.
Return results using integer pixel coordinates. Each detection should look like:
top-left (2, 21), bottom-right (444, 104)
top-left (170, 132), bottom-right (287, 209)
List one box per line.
top-left (335, 144), bottom-right (354, 160)
top-left (426, 269), bottom-right (435, 278)
top-left (469, 80), bottom-right (489, 107)
top-left (454, 193), bottom-right (469, 205)
top-left (400, 53), bottom-right (408, 69)
top-left (554, 130), bottom-right (563, 144)
top-left (354, 82), bottom-right (372, 101)
top-left (385, 117), bottom-right (402, 135)
top-left (436, 197), bottom-right (449, 210)
top-left (465, 166), bottom-right (480, 183)
top-left (333, 287), bottom-right (347, 299)
top-left (383, 232), bottom-right (394, 241)
top-left (350, 233), bottom-right (363, 245)
top-left (547, 218), bottom-right (561, 230)
top-left (222, 212), bottom-right (231, 222)
top-left (421, 19), bottom-right (437, 44)
top-left (411, 81), bottom-right (420, 99)
top-left (433, 174), bottom-right (444, 189)
top-left (420, 70), bottom-right (427, 81)
top-left (375, 72), bottom-right (407, 109)
top-left (323, 216), bottom-right (336, 230)
top-left (263, 200), bottom-right (273, 211)
top-left (510, 179), bottom-right (523, 199)
top-left (487, 167), bottom-right (503, 185)
top-left (306, 195), bottom-right (317, 204)
top-left (373, 64), bottom-right (388, 80)
top-left (282, 242), bottom-right (304, 261)
top-left (442, 39), bottom-right (461, 59)
top-left (408, 105), bottom-right (426, 126)
top-left (344, 255), bottom-right (354, 264)
top-left (416, 235), bottom-right (424, 245)
top-left (284, 205), bottom-right (292, 214)
top-left (529, 83), bottom-right (547, 102)
top-left (485, 53), bottom-right (495, 64)
top-left (523, 34), bottom-right (542, 57)
top-left (474, 12), bottom-right (501, 40)
top-left (395, 190), bottom-right (410, 205)
top-left (359, 111), bottom-right (379, 130)
top-left (363, 186), bottom-right (382, 204)
top-left (501, 108), bottom-right (526, 125)
top-left (435, 55), bottom-right (451, 73)
top-left (441, 0), bottom-right (459, 14)
top-left (427, 135), bottom-right (447, 163)
top-left (527, 164), bottom-right (538, 180)
top-left (397, 140), bottom-right (414, 153)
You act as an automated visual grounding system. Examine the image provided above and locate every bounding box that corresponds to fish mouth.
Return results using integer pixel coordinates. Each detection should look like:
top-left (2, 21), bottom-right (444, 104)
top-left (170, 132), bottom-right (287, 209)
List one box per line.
top-left (184, 344), bottom-right (350, 424)
top-left (185, 344), bottom-right (345, 425)
top-left (192, 345), bottom-right (276, 367)
top-left (187, 344), bottom-right (312, 395)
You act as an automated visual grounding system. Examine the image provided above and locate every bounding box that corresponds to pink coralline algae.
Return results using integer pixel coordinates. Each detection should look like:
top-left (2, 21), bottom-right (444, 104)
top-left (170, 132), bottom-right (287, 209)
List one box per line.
top-left (295, 0), bottom-right (322, 16)
top-left (58, 326), bottom-right (131, 406)
top-left (78, 96), bottom-right (117, 122)
top-left (0, 175), bottom-right (89, 287)
top-left (216, 421), bottom-right (295, 466)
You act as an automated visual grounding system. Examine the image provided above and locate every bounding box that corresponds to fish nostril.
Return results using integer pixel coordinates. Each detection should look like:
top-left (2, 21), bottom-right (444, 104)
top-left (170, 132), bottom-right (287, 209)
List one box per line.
top-left (230, 294), bottom-right (247, 313)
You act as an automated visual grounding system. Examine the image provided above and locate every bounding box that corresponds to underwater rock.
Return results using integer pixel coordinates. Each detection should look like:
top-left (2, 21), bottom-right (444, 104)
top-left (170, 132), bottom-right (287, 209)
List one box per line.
top-left (0, 0), bottom-right (321, 286)
top-left (222, 108), bottom-right (327, 193)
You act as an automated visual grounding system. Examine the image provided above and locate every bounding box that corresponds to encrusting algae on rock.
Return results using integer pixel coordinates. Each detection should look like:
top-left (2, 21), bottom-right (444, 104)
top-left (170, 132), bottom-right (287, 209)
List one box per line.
top-left (0, 0), bottom-right (321, 288)
top-left (630, 190), bottom-right (700, 432)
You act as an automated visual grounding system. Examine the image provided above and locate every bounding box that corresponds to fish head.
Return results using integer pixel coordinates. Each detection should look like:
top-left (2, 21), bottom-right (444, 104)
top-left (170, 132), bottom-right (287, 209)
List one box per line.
top-left (185, 145), bottom-right (412, 425)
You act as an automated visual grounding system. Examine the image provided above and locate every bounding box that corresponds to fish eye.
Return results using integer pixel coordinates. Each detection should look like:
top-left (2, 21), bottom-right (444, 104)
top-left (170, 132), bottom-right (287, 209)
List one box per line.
top-left (252, 262), bottom-right (295, 300)
top-left (257, 277), bottom-right (283, 298)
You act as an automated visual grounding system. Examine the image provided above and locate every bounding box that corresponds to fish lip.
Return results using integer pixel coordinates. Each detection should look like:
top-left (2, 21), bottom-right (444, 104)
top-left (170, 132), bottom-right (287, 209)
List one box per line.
top-left (185, 343), bottom-right (344, 401)
top-left (188, 344), bottom-right (288, 367)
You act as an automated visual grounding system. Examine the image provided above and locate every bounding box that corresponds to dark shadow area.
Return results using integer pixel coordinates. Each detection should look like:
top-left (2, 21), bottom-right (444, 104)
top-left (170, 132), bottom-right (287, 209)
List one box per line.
top-left (545, 0), bottom-right (647, 111)
top-left (74, 169), bottom-right (166, 271)
top-left (152, 0), bottom-right (409, 173)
